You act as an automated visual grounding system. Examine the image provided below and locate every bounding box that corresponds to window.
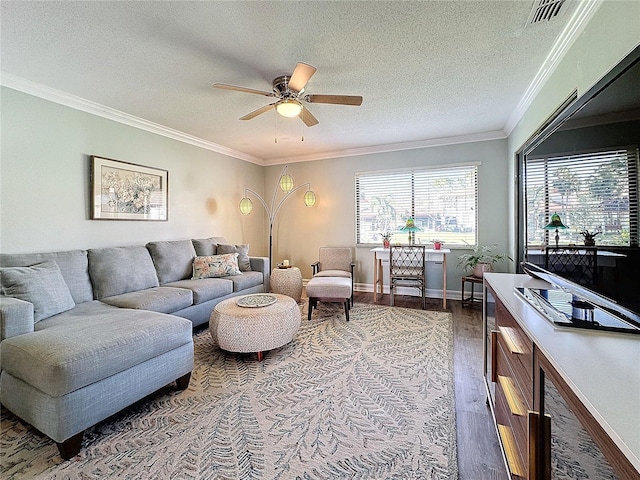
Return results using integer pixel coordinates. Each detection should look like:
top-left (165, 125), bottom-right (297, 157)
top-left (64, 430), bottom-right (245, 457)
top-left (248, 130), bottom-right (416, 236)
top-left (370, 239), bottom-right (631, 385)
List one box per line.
top-left (356, 164), bottom-right (478, 245)
top-left (524, 147), bottom-right (639, 247)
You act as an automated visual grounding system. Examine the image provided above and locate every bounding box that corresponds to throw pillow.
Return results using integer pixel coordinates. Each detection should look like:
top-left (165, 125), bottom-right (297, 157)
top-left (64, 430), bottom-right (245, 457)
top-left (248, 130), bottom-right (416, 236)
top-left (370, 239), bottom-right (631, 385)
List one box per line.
top-left (192, 236), bottom-right (228, 256)
top-left (192, 253), bottom-right (242, 279)
top-left (1, 260), bottom-right (75, 322)
top-left (216, 244), bottom-right (251, 272)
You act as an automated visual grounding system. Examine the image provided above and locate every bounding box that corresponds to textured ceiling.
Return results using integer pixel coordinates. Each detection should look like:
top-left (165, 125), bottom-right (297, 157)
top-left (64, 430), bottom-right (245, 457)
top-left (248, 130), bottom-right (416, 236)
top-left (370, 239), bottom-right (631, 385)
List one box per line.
top-left (1, 1), bottom-right (580, 164)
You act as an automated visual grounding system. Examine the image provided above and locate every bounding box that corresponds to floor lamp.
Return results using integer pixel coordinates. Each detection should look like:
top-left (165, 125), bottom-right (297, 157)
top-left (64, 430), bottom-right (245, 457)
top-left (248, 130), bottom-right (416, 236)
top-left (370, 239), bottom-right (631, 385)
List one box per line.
top-left (239, 166), bottom-right (316, 270)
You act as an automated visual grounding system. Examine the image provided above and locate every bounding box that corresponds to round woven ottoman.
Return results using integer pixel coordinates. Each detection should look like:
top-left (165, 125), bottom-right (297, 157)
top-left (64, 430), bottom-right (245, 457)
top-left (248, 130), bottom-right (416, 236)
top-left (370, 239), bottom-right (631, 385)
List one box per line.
top-left (210, 293), bottom-right (300, 361)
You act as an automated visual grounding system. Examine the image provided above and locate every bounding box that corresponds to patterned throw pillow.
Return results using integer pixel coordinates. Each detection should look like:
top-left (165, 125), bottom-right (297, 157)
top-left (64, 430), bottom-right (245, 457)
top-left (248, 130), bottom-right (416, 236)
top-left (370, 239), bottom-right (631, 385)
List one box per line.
top-left (192, 253), bottom-right (242, 279)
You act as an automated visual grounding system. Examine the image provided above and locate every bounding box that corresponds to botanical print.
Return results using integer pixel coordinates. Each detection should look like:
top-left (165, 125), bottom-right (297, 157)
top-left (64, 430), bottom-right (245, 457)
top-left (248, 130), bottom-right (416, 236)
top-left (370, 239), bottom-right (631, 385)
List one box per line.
top-left (91, 156), bottom-right (167, 221)
top-left (100, 166), bottom-right (160, 215)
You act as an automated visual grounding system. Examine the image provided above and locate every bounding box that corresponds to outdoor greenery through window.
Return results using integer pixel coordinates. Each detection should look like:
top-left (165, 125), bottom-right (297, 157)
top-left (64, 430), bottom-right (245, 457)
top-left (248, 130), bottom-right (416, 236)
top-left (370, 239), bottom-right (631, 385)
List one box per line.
top-left (356, 164), bottom-right (478, 246)
top-left (524, 147), bottom-right (639, 247)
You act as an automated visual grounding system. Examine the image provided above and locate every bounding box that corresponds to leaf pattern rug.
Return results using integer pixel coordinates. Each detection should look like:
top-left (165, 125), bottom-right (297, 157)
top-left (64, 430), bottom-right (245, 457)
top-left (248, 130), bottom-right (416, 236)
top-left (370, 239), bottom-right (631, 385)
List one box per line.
top-left (1, 302), bottom-right (458, 479)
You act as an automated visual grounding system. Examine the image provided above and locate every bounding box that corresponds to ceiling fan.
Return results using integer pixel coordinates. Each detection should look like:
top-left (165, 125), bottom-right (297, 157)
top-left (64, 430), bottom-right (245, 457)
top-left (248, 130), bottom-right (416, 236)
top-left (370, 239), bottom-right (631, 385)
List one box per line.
top-left (213, 62), bottom-right (363, 127)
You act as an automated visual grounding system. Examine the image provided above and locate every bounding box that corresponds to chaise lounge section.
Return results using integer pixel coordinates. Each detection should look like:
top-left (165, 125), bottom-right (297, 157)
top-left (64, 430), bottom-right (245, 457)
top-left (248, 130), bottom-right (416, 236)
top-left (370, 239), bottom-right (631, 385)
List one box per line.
top-left (0, 236), bottom-right (269, 459)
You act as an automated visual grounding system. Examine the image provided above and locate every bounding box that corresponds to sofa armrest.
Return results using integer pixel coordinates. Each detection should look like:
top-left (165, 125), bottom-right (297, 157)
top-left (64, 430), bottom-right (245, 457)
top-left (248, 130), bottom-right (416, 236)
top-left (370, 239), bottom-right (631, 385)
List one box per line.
top-left (0, 296), bottom-right (35, 341)
top-left (249, 256), bottom-right (270, 292)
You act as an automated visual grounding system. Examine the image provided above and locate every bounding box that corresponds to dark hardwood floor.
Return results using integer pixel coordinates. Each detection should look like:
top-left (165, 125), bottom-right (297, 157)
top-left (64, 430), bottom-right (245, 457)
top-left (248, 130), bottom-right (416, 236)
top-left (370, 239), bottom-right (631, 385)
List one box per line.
top-left (353, 291), bottom-right (508, 480)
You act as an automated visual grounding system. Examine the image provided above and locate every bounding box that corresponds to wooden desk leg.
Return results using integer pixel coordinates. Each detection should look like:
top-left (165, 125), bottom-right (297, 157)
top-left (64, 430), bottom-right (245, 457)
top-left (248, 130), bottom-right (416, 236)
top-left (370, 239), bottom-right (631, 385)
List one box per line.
top-left (373, 256), bottom-right (378, 303)
top-left (442, 255), bottom-right (447, 309)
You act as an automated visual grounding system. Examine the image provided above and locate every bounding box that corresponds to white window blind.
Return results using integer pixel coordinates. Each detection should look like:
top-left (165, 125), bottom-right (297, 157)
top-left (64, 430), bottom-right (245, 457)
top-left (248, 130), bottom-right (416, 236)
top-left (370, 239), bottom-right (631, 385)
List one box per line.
top-left (356, 165), bottom-right (478, 245)
top-left (525, 147), bottom-right (639, 246)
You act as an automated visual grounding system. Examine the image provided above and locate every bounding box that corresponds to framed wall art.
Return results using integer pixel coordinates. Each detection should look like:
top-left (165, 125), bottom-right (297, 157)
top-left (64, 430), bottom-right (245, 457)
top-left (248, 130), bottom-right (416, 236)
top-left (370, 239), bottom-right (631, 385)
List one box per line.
top-left (90, 156), bottom-right (168, 221)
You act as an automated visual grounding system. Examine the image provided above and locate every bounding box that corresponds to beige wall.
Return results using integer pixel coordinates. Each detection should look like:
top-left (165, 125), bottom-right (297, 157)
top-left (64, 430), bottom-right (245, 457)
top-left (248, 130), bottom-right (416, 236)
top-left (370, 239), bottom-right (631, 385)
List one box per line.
top-left (507, 0), bottom-right (640, 254)
top-left (262, 138), bottom-right (510, 292)
top-left (0, 88), bottom-right (266, 254)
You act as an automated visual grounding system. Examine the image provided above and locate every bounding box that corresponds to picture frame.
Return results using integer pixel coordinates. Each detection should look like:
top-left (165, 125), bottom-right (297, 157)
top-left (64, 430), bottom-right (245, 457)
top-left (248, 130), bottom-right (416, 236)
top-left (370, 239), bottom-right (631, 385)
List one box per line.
top-left (90, 156), bottom-right (168, 221)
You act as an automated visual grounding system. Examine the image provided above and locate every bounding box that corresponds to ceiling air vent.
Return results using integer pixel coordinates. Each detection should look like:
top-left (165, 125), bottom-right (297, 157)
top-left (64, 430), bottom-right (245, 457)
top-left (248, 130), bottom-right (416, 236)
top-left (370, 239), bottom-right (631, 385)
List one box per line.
top-left (527, 0), bottom-right (566, 24)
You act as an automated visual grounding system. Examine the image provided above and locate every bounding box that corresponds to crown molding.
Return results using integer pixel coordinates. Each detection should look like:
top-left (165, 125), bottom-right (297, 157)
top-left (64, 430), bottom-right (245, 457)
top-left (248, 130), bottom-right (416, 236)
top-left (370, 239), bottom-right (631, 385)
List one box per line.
top-left (263, 130), bottom-right (508, 166)
top-left (0, 72), bottom-right (264, 165)
top-left (2, 72), bottom-right (507, 167)
top-left (504, 0), bottom-right (603, 135)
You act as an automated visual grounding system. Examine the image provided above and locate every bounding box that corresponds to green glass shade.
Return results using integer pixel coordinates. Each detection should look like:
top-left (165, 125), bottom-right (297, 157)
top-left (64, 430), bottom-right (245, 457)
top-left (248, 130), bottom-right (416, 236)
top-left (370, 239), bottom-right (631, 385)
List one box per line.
top-left (399, 217), bottom-right (421, 232)
top-left (544, 213), bottom-right (567, 230)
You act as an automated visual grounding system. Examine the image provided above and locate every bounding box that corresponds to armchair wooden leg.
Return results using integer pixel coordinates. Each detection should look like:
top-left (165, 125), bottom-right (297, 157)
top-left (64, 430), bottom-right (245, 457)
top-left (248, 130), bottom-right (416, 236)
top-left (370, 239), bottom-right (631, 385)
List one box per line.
top-left (308, 298), bottom-right (315, 320)
top-left (344, 301), bottom-right (350, 321)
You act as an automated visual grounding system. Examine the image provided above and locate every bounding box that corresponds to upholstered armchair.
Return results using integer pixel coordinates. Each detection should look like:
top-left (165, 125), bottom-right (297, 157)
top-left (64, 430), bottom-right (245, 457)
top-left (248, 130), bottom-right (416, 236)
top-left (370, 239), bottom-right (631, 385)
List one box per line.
top-left (310, 247), bottom-right (355, 306)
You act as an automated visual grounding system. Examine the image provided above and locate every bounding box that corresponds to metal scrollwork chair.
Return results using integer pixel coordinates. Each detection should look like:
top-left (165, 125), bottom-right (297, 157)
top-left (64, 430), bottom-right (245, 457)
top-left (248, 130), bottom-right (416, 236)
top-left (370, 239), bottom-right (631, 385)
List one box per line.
top-left (390, 245), bottom-right (426, 309)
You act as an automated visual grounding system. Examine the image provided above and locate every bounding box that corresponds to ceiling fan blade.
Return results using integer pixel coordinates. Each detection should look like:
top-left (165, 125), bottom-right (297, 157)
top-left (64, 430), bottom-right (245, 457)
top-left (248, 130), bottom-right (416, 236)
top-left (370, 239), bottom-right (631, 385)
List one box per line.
top-left (240, 103), bottom-right (277, 120)
top-left (305, 94), bottom-right (363, 106)
top-left (213, 83), bottom-right (275, 97)
top-left (288, 62), bottom-right (317, 93)
top-left (299, 107), bottom-right (319, 127)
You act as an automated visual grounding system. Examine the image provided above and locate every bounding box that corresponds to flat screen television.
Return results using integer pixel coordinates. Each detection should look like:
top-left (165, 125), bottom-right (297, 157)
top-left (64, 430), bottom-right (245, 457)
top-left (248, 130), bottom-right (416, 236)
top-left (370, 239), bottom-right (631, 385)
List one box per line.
top-left (517, 44), bottom-right (640, 316)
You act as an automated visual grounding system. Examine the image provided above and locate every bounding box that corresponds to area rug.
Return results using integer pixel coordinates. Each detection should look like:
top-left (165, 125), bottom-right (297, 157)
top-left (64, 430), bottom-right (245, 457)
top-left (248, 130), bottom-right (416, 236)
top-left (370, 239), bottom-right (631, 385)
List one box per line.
top-left (1, 302), bottom-right (457, 479)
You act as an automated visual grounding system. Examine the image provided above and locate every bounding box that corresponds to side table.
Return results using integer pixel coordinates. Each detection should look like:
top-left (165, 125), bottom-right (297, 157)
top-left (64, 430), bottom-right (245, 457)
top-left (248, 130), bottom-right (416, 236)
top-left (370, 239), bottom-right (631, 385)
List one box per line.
top-left (271, 266), bottom-right (303, 303)
top-left (461, 275), bottom-right (483, 308)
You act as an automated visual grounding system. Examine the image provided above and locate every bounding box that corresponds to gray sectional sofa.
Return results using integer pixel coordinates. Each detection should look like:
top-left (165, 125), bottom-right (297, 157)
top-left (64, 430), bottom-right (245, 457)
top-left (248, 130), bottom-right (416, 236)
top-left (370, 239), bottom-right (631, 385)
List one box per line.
top-left (0, 236), bottom-right (269, 459)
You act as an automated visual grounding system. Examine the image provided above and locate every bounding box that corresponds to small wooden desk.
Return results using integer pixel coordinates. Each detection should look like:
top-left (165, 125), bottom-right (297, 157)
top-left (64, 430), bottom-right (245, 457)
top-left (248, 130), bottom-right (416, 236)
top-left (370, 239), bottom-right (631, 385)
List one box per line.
top-left (371, 247), bottom-right (450, 309)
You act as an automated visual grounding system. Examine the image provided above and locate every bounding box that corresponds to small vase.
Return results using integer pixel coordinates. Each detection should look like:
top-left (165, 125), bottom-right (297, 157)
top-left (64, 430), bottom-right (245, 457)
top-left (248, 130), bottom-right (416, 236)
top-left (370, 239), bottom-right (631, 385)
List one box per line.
top-left (383, 239), bottom-right (391, 248)
top-left (472, 263), bottom-right (492, 278)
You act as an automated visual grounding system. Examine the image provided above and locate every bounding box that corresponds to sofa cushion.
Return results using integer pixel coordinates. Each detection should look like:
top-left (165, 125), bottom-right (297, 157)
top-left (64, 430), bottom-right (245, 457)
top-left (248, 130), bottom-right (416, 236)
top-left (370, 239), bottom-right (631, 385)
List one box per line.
top-left (192, 253), bottom-right (241, 279)
top-left (216, 244), bottom-right (251, 272)
top-left (1, 309), bottom-right (193, 397)
top-left (89, 246), bottom-right (159, 299)
top-left (1, 261), bottom-right (75, 322)
top-left (100, 286), bottom-right (193, 313)
top-left (147, 240), bottom-right (196, 284)
top-left (192, 236), bottom-right (227, 256)
top-left (0, 250), bottom-right (93, 304)
top-left (35, 300), bottom-right (124, 330)
top-left (226, 271), bottom-right (265, 292)
top-left (164, 278), bottom-right (234, 304)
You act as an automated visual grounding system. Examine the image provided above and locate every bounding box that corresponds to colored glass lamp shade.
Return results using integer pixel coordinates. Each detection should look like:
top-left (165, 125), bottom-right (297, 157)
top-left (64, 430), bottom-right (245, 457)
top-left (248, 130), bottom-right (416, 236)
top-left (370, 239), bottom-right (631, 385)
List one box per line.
top-left (399, 217), bottom-right (421, 244)
top-left (544, 212), bottom-right (568, 247)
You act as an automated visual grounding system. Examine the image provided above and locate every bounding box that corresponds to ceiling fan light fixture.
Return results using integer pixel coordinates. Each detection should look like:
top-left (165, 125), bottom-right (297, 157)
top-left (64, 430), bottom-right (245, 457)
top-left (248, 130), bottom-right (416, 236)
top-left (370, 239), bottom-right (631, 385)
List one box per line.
top-left (276, 100), bottom-right (302, 118)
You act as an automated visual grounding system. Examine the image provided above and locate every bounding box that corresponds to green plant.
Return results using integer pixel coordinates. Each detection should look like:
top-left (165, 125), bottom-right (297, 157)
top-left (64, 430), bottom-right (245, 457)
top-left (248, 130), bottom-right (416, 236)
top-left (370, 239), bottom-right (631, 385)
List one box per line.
top-left (579, 229), bottom-right (601, 246)
top-left (457, 243), bottom-right (512, 272)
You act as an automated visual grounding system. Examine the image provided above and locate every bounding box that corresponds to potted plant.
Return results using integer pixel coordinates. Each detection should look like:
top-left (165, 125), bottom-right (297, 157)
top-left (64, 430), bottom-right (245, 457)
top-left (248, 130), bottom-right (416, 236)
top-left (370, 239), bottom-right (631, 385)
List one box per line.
top-left (457, 243), bottom-right (513, 278)
top-left (579, 229), bottom-right (601, 246)
top-left (379, 232), bottom-right (392, 248)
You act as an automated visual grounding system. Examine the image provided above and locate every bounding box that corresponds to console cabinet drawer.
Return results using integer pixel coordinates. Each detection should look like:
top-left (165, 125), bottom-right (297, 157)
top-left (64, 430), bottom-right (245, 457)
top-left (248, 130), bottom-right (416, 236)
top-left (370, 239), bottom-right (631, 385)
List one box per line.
top-left (493, 295), bottom-right (534, 479)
